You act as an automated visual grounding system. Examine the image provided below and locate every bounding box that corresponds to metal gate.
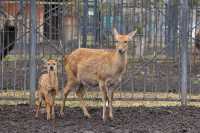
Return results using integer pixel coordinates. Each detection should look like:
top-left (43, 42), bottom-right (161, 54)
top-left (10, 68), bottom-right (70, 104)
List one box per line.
top-left (0, 0), bottom-right (199, 105)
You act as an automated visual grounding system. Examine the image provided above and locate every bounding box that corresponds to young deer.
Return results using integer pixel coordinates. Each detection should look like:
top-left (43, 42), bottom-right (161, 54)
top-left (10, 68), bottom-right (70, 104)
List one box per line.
top-left (35, 59), bottom-right (58, 120)
top-left (60, 28), bottom-right (137, 121)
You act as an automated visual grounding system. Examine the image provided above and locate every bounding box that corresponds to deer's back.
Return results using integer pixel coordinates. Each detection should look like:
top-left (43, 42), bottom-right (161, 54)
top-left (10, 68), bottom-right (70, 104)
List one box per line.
top-left (65, 48), bottom-right (115, 79)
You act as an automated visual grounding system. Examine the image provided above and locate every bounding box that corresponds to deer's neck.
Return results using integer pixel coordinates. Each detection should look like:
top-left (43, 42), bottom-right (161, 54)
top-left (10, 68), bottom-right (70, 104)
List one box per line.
top-left (112, 51), bottom-right (127, 74)
top-left (48, 70), bottom-right (57, 88)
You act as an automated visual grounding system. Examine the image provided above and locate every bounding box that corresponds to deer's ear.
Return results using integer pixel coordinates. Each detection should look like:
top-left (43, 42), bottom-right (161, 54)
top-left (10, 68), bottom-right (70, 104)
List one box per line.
top-left (113, 27), bottom-right (119, 40)
top-left (128, 29), bottom-right (137, 40)
top-left (41, 58), bottom-right (48, 65)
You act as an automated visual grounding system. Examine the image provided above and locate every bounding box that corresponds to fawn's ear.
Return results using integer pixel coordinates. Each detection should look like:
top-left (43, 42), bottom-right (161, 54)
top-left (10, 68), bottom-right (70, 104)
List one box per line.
top-left (128, 29), bottom-right (137, 40)
top-left (113, 27), bottom-right (119, 40)
top-left (41, 58), bottom-right (48, 63)
top-left (41, 58), bottom-right (48, 67)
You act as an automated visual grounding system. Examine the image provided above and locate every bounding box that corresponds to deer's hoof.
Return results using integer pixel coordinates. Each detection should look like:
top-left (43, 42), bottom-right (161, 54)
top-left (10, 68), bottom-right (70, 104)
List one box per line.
top-left (47, 116), bottom-right (51, 121)
top-left (35, 114), bottom-right (38, 118)
top-left (60, 112), bottom-right (64, 118)
top-left (84, 113), bottom-right (91, 119)
top-left (102, 116), bottom-right (107, 122)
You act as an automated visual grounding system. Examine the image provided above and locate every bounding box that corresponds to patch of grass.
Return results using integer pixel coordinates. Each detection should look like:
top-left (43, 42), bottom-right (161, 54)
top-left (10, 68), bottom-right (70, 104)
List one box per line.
top-left (0, 90), bottom-right (200, 107)
top-left (192, 79), bottom-right (200, 84)
top-left (2, 55), bottom-right (18, 61)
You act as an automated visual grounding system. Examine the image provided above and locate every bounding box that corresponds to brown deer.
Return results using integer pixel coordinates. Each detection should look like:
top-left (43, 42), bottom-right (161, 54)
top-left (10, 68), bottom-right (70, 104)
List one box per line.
top-left (60, 28), bottom-right (137, 121)
top-left (193, 29), bottom-right (200, 64)
top-left (35, 59), bottom-right (58, 120)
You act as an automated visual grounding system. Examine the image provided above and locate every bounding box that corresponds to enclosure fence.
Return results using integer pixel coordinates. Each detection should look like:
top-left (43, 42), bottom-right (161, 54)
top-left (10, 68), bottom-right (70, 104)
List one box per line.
top-left (0, 0), bottom-right (199, 105)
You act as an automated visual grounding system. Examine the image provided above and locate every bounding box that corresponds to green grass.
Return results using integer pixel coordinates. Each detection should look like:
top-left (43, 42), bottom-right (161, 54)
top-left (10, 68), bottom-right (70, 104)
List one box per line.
top-left (0, 90), bottom-right (200, 107)
top-left (2, 55), bottom-right (19, 61)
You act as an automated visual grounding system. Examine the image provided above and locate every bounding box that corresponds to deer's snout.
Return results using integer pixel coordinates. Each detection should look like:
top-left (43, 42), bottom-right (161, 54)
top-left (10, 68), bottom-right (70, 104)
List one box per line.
top-left (49, 66), bottom-right (54, 71)
top-left (118, 49), bottom-right (126, 54)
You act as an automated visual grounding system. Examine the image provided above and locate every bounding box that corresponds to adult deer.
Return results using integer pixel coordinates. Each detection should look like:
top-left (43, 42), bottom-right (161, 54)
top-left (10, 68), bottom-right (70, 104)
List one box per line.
top-left (60, 28), bottom-right (137, 121)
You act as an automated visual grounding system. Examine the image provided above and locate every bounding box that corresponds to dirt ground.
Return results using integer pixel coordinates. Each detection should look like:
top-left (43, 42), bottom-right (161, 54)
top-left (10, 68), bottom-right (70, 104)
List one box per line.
top-left (0, 105), bottom-right (200, 133)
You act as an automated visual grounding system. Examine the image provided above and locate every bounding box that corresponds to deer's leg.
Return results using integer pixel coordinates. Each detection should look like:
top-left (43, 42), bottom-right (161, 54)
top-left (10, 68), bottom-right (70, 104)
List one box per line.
top-left (105, 81), bottom-right (114, 120)
top-left (46, 103), bottom-right (51, 120)
top-left (60, 82), bottom-right (76, 117)
top-left (45, 94), bottom-right (53, 120)
top-left (76, 85), bottom-right (91, 118)
top-left (99, 81), bottom-right (108, 122)
top-left (107, 89), bottom-right (114, 120)
top-left (51, 94), bottom-right (55, 119)
top-left (35, 93), bottom-right (42, 118)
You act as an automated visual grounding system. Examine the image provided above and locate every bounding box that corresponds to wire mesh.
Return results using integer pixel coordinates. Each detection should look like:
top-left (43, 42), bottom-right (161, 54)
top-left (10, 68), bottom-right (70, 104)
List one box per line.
top-left (0, 0), bottom-right (199, 104)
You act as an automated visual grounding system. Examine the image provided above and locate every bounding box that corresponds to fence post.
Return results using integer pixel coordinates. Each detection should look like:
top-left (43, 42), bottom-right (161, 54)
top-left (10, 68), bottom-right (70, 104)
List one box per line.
top-left (30, 0), bottom-right (37, 106)
top-left (82, 0), bottom-right (88, 48)
top-left (165, 0), bottom-right (178, 57)
top-left (180, 0), bottom-right (189, 106)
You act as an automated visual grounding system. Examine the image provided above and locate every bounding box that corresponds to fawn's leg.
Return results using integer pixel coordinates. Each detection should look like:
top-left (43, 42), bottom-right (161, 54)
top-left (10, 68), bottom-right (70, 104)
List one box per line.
top-left (76, 85), bottom-right (91, 118)
top-left (51, 94), bottom-right (55, 119)
top-left (46, 103), bottom-right (51, 120)
top-left (35, 93), bottom-right (42, 118)
top-left (45, 94), bottom-right (53, 120)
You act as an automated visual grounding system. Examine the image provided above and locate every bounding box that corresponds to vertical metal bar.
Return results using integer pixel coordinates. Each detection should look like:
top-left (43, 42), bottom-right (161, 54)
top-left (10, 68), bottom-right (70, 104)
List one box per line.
top-left (188, 6), bottom-right (193, 101)
top-left (24, 0), bottom-right (28, 96)
top-left (49, 0), bottom-right (52, 46)
top-left (94, 0), bottom-right (97, 46)
top-left (166, 1), bottom-right (178, 58)
top-left (69, 1), bottom-right (73, 49)
top-left (60, 0), bottom-right (65, 99)
top-left (100, 0), bottom-right (104, 48)
top-left (77, 0), bottom-right (81, 48)
top-left (180, 0), bottom-right (189, 106)
top-left (13, 3), bottom-right (17, 95)
top-left (166, 65), bottom-right (169, 98)
top-left (82, 0), bottom-right (88, 48)
top-left (19, 0), bottom-right (24, 97)
top-left (30, 0), bottom-right (37, 105)
top-left (1, 10), bottom-right (4, 91)
top-left (120, 0), bottom-right (123, 33)
top-left (143, 66), bottom-right (147, 99)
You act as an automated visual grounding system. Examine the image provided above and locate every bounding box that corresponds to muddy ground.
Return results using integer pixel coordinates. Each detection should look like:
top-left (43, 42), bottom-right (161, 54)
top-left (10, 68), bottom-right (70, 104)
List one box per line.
top-left (0, 105), bottom-right (200, 133)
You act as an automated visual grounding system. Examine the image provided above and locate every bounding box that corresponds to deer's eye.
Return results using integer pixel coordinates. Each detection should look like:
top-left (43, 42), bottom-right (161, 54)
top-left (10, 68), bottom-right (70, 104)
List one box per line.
top-left (124, 41), bottom-right (128, 43)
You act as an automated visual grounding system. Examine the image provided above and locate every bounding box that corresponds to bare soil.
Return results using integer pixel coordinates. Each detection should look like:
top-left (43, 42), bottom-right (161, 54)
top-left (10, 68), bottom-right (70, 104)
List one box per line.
top-left (0, 105), bottom-right (200, 133)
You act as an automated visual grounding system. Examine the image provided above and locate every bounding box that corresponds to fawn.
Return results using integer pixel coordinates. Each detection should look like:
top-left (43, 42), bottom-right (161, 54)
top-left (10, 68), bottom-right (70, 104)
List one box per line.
top-left (35, 59), bottom-right (58, 120)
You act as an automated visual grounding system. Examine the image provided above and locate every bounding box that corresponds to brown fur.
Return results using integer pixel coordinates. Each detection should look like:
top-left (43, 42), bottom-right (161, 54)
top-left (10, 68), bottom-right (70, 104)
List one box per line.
top-left (193, 29), bottom-right (200, 64)
top-left (35, 59), bottom-right (58, 120)
top-left (60, 28), bottom-right (137, 121)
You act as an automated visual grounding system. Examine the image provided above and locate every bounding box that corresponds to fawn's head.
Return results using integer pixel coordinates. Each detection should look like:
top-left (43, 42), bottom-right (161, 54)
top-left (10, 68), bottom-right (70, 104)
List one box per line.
top-left (113, 28), bottom-right (137, 54)
top-left (47, 59), bottom-right (57, 72)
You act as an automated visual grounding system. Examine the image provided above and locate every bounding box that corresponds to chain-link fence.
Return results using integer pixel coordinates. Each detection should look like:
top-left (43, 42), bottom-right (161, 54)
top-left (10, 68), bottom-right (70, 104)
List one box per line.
top-left (0, 0), bottom-right (199, 105)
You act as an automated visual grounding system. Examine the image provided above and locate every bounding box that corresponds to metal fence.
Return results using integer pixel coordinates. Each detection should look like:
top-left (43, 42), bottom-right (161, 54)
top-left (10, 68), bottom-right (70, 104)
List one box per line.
top-left (0, 0), bottom-right (199, 104)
